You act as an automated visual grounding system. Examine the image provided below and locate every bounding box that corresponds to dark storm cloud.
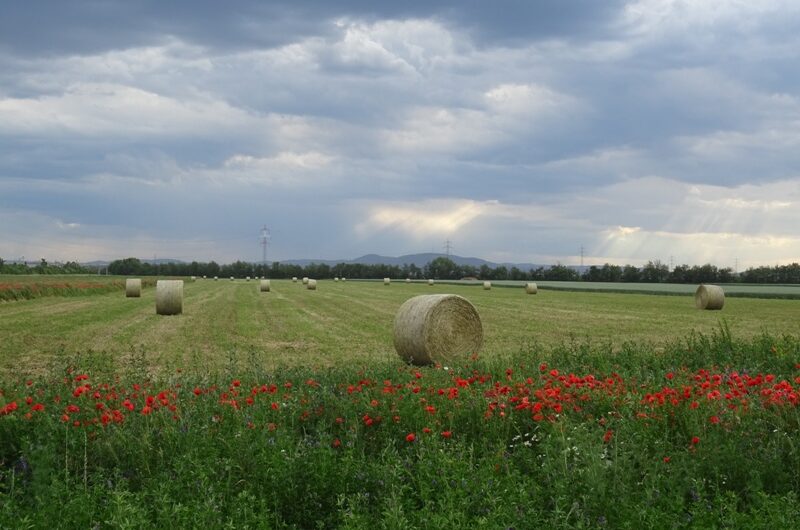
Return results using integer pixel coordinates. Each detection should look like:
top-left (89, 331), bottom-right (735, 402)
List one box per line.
top-left (0, 0), bottom-right (626, 57)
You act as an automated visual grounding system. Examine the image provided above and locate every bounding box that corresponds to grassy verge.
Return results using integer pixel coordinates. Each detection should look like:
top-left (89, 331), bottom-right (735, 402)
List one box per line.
top-left (2, 329), bottom-right (800, 527)
top-left (0, 276), bottom-right (159, 302)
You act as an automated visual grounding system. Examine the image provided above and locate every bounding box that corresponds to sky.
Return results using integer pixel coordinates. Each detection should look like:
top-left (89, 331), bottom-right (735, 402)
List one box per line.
top-left (1, 0), bottom-right (799, 268)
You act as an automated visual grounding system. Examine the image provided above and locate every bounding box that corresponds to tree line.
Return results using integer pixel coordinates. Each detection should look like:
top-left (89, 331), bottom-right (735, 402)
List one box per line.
top-left (3, 256), bottom-right (799, 284)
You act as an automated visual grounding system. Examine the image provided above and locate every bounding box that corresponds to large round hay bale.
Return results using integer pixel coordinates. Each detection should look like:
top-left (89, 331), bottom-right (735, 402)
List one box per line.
top-left (525, 282), bottom-right (538, 294)
top-left (260, 279), bottom-right (271, 292)
top-left (384, 278), bottom-right (391, 285)
top-left (334, 277), bottom-right (339, 282)
top-left (302, 277), bottom-right (309, 285)
top-left (156, 280), bottom-right (183, 315)
top-left (483, 281), bottom-right (491, 290)
top-left (307, 279), bottom-right (317, 290)
top-left (695, 284), bottom-right (725, 310)
top-left (292, 277), bottom-right (298, 282)
top-left (125, 279), bottom-right (142, 298)
top-left (428, 279), bottom-right (435, 286)
top-left (393, 294), bottom-right (483, 366)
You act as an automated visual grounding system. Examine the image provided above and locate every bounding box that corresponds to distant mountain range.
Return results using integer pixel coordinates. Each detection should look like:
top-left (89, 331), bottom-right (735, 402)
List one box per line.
top-left (81, 254), bottom-right (586, 272)
top-left (280, 253), bottom-right (585, 272)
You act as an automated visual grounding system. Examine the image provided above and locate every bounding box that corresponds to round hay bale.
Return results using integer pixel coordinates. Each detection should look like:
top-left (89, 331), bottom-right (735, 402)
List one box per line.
top-left (428, 279), bottom-right (435, 286)
top-left (214, 276), bottom-right (218, 281)
top-left (260, 279), bottom-right (271, 292)
top-left (483, 281), bottom-right (491, 290)
top-left (156, 280), bottom-right (183, 315)
top-left (695, 284), bottom-right (725, 310)
top-left (334, 277), bottom-right (339, 282)
top-left (393, 294), bottom-right (483, 366)
top-left (292, 277), bottom-right (298, 282)
top-left (525, 282), bottom-right (538, 294)
top-left (191, 276), bottom-right (196, 281)
top-left (302, 277), bottom-right (309, 285)
top-left (230, 276), bottom-right (235, 281)
top-left (384, 278), bottom-right (391, 285)
top-left (246, 276), bottom-right (250, 281)
top-left (202, 275), bottom-right (206, 279)
top-left (342, 277), bottom-right (346, 282)
top-left (125, 279), bottom-right (142, 298)
top-left (307, 279), bottom-right (317, 290)
top-left (406, 278), bottom-right (411, 283)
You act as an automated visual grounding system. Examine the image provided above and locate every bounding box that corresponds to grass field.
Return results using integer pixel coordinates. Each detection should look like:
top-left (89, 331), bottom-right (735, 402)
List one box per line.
top-left (3, 278), bottom-right (800, 527)
top-left (2, 278), bottom-right (800, 375)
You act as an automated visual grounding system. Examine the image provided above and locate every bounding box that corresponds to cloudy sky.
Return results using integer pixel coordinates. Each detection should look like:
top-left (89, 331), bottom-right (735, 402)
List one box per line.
top-left (1, 1), bottom-right (799, 268)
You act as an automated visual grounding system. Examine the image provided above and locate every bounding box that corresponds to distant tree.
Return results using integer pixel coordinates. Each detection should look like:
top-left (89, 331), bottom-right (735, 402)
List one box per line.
top-left (425, 257), bottom-right (459, 279)
top-left (621, 265), bottom-right (640, 282)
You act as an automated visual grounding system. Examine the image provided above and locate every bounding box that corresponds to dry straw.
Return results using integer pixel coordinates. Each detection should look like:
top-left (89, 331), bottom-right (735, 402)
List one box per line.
top-left (695, 284), bottom-right (725, 310)
top-left (307, 279), bottom-right (317, 290)
top-left (384, 278), bottom-right (391, 285)
top-left (428, 279), bottom-right (435, 286)
top-left (483, 281), bottom-right (491, 290)
top-left (525, 282), bottom-right (538, 294)
top-left (393, 294), bottom-right (483, 366)
top-left (156, 280), bottom-right (183, 315)
top-left (302, 277), bottom-right (309, 285)
top-left (125, 279), bottom-right (142, 298)
top-left (260, 279), bottom-right (271, 292)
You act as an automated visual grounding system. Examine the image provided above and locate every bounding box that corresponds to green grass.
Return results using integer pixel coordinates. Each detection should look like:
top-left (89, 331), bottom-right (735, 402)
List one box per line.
top-left (3, 279), bottom-right (800, 527)
top-left (1, 279), bottom-right (799, 376)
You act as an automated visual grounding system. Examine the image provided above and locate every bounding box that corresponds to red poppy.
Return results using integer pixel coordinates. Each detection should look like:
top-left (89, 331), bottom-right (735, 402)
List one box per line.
top-left (603, 430), bottom-right (613, 443)
top-left (691, 436), bottom-right (700, 445)
top-left (441, 431), bottom-right (452, 439)
top-left (405, 433), bottom-right (416, 442)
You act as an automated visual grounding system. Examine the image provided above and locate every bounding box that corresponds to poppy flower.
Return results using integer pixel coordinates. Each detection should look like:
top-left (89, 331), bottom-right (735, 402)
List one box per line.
top-left (405, 433), bottom-right (416, 443)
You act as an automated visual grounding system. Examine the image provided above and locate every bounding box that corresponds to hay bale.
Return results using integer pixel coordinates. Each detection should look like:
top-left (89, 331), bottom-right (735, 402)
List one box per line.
top-left (483, 281), bottom-right (491, 290)
top-left (393, 294), bottom-right (483, 366)
top-left (525, 282), bottom-right (538, 294)
top-left (260, 279), bottom-right (271, 292)
top-left (191, 276), bottom-right (196, 281)
top-left (230, 276), bottom-right (235, 281)
top-left (428, 279), bottom-right (435, 286)
top-left (334, 277), bottom-right (339, 282)
top-left (214, 276), bottom-right (218, 281)
top-left (695, 284), bottom-right (725, 310)
top-left (125, 279), bottom-right (142, 298)
top-left (302, 277), bottom-right (309, 285)
top-left (292, 277), bottom-right (298, 282)
top-left (406, 278), bottom-right (411, 283)
top-left (202, 275), bottom-right (206, 279)
top-left (342, 277), bottom-right (346, 282)
top-left (156, 280), bottom-right (183, 315)
top-left (246, 276), bottom-right (250, 281)
top-left (384, 278), bottom-right (391, 285)
top-left (307, 279), bottom-right (317, 290)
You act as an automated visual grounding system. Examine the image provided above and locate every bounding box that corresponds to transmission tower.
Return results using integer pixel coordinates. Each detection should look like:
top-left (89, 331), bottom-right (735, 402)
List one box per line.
top-left (444, 239), bottom-right (453, 257)
top-left (260, 226), bottom-right (271, 266)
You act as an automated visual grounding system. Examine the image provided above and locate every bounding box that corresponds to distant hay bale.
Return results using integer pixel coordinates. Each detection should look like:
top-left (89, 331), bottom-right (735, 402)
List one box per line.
top-left (483, 281), bottom-right (491, 290)
top-left (202, 275), bottom-right (206, 279)
top-left (695, 284), bottom-right (725, 310)
top-left (307, 279), bottom-right (317, 290)
top-left (214, 276), bottom-right (218, 281)
top-left (406, 278), bottom-right (411, 283)
top-left (525, 282), bottom-right (538, 294)
top-left (384, 278), bottom-right (391, 285)
top-left (230, 276), bottom-right (235, 281)
top-left (302, 277), bottom-right (309, 285)
top-left (292, 277), bottom-right (298, 282)
top-left (246, 276), bottom-right (250, 281)
top-left (393, 294), bottom-right (483, 366)
top-left (156, 280), bottom-right (183, 316)
top-left (342, 277), bottom-right (346, 282)
top-left (334, 277), bottom-right (339, 282)
top-left (428, 279), bottom-right (435, 286)
top-left (260, 279), bottom-right (271, 292)
top-left (125, 279), bottom-right (142, 298)
top-left (191, 276), bottom-right (196, 281)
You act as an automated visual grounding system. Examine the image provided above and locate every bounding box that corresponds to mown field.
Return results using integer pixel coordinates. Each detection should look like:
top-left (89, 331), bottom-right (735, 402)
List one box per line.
top-left (2, 278), bottom-right (800, 527)
top-left (1, 278), bottom-right (800, 375)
